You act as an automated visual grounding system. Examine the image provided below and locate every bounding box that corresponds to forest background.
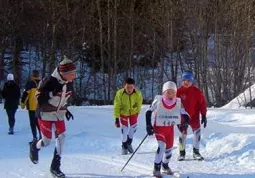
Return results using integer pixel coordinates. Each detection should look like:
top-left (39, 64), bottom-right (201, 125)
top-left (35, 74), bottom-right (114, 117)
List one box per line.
top-left (0, 0), bottom-right (254, 106)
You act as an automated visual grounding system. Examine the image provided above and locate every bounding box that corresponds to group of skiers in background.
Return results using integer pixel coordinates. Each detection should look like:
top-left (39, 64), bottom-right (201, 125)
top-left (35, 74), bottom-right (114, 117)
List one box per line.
top-left (0, 55), bottom-right (207, 178)
top-left (113, 71), bottom-right (207, 177)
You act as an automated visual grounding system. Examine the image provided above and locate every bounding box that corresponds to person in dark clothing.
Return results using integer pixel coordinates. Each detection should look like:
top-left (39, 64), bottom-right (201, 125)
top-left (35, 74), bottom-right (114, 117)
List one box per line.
top-left (20, 70), bottom-right (41, 140)
top-left (1, 73), bottom-right (21, 134)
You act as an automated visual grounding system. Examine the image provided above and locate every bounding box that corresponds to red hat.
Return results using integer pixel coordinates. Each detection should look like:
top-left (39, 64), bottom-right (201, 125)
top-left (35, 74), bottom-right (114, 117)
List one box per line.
top-left (58, 56), bottom-right (76, 75)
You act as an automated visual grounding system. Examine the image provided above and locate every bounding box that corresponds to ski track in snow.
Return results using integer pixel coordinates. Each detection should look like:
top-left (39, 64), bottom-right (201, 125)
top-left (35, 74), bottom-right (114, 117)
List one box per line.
top-left (0, 105), bottom-right (254, 178)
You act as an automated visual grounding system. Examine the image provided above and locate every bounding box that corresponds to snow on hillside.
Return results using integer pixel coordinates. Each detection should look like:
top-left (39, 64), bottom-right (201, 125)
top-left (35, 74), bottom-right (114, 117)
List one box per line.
top-left (221, 84), bottom-right (255, 109)
top-left (0, 105), bottom-right (254, 178)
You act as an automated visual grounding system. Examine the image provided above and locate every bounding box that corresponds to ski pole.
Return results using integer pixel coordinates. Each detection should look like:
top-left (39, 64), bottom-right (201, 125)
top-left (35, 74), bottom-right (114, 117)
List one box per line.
top-left (121, 134), bottom-right (149, 172)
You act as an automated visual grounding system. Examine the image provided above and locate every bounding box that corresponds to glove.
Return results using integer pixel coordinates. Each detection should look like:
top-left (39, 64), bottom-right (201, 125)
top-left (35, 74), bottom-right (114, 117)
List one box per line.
top-left (201, 115), bottom-right (207, 128)
top-left (65, 109), bottom-right (74, 121)
top-left (20, 102), bottom-right (25, 109)
top-left (181, 122), bottom-right (189, 131)
top-left (115, 118), bottom-right (120, 128)
top-left (146, 124), bottom-right (154, 135)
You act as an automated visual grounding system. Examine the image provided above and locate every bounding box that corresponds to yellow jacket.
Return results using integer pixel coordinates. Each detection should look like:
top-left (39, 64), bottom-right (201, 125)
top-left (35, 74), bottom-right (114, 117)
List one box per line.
top-left (20, 77), bottom-right (40, 111)
top-left (113, 88), bottom-right (143, 118)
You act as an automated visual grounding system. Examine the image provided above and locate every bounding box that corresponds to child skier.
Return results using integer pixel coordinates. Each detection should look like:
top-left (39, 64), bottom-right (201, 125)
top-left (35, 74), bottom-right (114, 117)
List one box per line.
top-left (113, 78), bottom-right (143, 155)
top-left (29, 56), bottom-right (75, 178)
top-left (145, 81), bottom-right (189, 177)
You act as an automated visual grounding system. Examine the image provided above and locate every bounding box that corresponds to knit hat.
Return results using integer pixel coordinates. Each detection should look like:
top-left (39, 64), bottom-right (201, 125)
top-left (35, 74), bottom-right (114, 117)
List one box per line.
top-left (182, 71), bottom-right (194, 83)
top-left (162, 81), bottom-right (177, 93)
top-left (7, 73), bottom-right (14, 81)
top-left (58, 56), bottom-right (76, 75)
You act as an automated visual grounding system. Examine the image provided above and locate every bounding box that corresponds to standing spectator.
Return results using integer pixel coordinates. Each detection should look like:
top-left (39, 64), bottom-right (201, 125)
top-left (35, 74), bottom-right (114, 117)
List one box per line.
top-left (177, 71), bottom-right (207, 161)
top-left (113, 78), bottom-right (143, 155)
top-left (20, 70), bottom-right (41, 141)
top-left (2, 73), bottom-right (20, 135)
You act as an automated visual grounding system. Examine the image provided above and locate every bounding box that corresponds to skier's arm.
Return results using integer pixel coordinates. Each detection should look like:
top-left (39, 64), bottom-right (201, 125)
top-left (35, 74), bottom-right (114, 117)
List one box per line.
top-left (199, 90), bottom-right (207, 116)
top-left (113, 90), bottom-right (121, 118)
top-left (145, 96), bottom-right (158, 135)
top-left (136, 90), bottom-right (143, 114)
top-left (36, 77), bottom-right (55, 106)
top-left (20, 81), bottom-right (33, 107)
top-left (145, 96), bottom-right (158, 125)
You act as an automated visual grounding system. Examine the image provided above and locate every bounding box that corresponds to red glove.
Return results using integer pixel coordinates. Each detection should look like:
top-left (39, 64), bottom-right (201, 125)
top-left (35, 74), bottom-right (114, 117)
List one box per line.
top-left (115, 118), bottom-right (120, 128)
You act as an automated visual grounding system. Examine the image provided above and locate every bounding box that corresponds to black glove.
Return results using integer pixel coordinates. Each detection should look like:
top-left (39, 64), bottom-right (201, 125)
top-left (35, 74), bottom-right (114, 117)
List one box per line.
top-left (146, 124), bottom-right (154, 135)
top-left (201, 115), bottom-right (207, 128)
top-left (115, 118), bottom-right (120, 128)
top-left (65, 109), bottom-right (74, 121)
top-left (182, 122), bottom-right (189, 131)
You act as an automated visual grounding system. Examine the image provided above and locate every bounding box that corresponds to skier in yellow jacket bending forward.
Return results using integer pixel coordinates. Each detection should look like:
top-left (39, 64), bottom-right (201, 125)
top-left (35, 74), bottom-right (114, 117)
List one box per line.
top-left (113, 78), bottom-right (143, 155)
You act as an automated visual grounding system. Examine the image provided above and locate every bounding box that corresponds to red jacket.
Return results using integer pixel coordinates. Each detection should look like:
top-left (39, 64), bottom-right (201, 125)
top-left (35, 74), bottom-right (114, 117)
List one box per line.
top-left (177, 85), bottom-right (207, 121)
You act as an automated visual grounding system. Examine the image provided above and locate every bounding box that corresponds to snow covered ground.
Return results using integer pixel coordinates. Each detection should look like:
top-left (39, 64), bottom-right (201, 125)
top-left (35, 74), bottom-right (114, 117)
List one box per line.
top-left (0, 105), bottom-right (254, 178)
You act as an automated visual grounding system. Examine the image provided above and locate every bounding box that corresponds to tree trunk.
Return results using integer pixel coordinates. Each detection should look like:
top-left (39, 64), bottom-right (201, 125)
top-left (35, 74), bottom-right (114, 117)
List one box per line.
top-left (13, 36), bottom-right (22, 85)
top-left (96, 0), bottom-right (106, 104)
top-left (49, 0), bottom-right (57, 73)
top-left (0, 46), bottom-right (5, 81)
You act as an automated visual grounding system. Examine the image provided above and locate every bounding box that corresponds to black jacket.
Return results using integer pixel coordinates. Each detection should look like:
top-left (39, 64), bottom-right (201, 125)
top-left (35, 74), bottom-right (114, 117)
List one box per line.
top-left (2, 81), bottom-right (20, 110)
top-left (35, 68), bottom-right (73, 121)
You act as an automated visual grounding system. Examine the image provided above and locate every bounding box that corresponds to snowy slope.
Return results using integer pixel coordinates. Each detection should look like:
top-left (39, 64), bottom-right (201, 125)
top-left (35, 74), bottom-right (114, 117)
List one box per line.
top-left (0, 105), bottom-right (254, 178)
top-left (221, 84), bottom-right (255, 109)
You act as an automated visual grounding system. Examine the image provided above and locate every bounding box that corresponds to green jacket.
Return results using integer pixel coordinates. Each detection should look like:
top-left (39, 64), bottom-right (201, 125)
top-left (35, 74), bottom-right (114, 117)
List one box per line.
top-left (113, 88), bottom-right (143, 118)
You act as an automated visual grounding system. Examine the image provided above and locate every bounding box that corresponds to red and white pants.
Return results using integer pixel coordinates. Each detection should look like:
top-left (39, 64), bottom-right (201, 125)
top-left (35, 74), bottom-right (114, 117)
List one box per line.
top-left (36, 119), bottom-right (66, 155)
top-left (154, 125), bottom-right (174, 164)
top-left (120, 114), bottom-right (138, 142)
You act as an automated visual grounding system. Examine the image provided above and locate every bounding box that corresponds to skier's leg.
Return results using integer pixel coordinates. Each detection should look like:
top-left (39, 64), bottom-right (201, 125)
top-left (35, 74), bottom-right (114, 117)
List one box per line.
top-left (6, 109), bottom-right (15, 134)
top-left (30, 119), bottom-right (52, 164)
top-left (192, 127), bottom-right (201, 150)
top-left (28, 111), bottom-right (37, 139)
top-left (120, 116), bottom-right (129, 154)
top-left (127, 114), bottom-right (138, 153)
top-left (36, 119), bottom-right (53, 149)
top-left (153, 126), bottom-right (167, 177)
top-left (36, 117), bottom-right (42, 140)
top-left (54, 121), bottom-right (66, 156)
top-left (128, 114), bottom-right (138, 139)
top-left (162, 126), bottom-right (174, 175)
top-left (191, 120), bottom-right (204, 160)
top-left (178, 122), bottom-right (187, 161)
top-left (50, 121), bottom-right (66, 178)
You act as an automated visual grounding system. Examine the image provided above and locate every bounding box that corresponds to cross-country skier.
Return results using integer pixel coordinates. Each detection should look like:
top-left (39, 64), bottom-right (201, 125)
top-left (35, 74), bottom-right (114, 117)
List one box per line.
top-left (113, 78), bottom-right (143, 155)
top-left (177, 71), bottom-right (207, 161)
top-left (29, 56), bottom-right (75, 178)
top-left (146, 81), bottom-right (189, 177)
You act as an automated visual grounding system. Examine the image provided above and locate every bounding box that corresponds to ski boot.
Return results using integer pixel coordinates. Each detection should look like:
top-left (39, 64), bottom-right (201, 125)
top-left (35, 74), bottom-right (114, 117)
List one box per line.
top-left (193, 148), bottom-right (204, 160)
top-left (153, 163), bottom-right (162, 178)
top-left (162, 162), bottom-right (173, 175)
top-left (8, 128), bottom-right (14, 135)
top-left (178, 150), bottom-right (186, 161)
top-left (127, 137), bottom-right (134, 153)
top-left (29, 139), bottom-right (39, 164)
top-left (121, 142), bottom-right (128, 155)
top-left (50, 149), bottom-right (65, 178)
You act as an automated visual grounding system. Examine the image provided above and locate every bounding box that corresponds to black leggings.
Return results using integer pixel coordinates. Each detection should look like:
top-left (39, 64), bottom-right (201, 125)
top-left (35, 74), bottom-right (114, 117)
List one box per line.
top-left (6, 109), bottom-right (17, 129)
top-left (28, 111), bottom-right (41, 139)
